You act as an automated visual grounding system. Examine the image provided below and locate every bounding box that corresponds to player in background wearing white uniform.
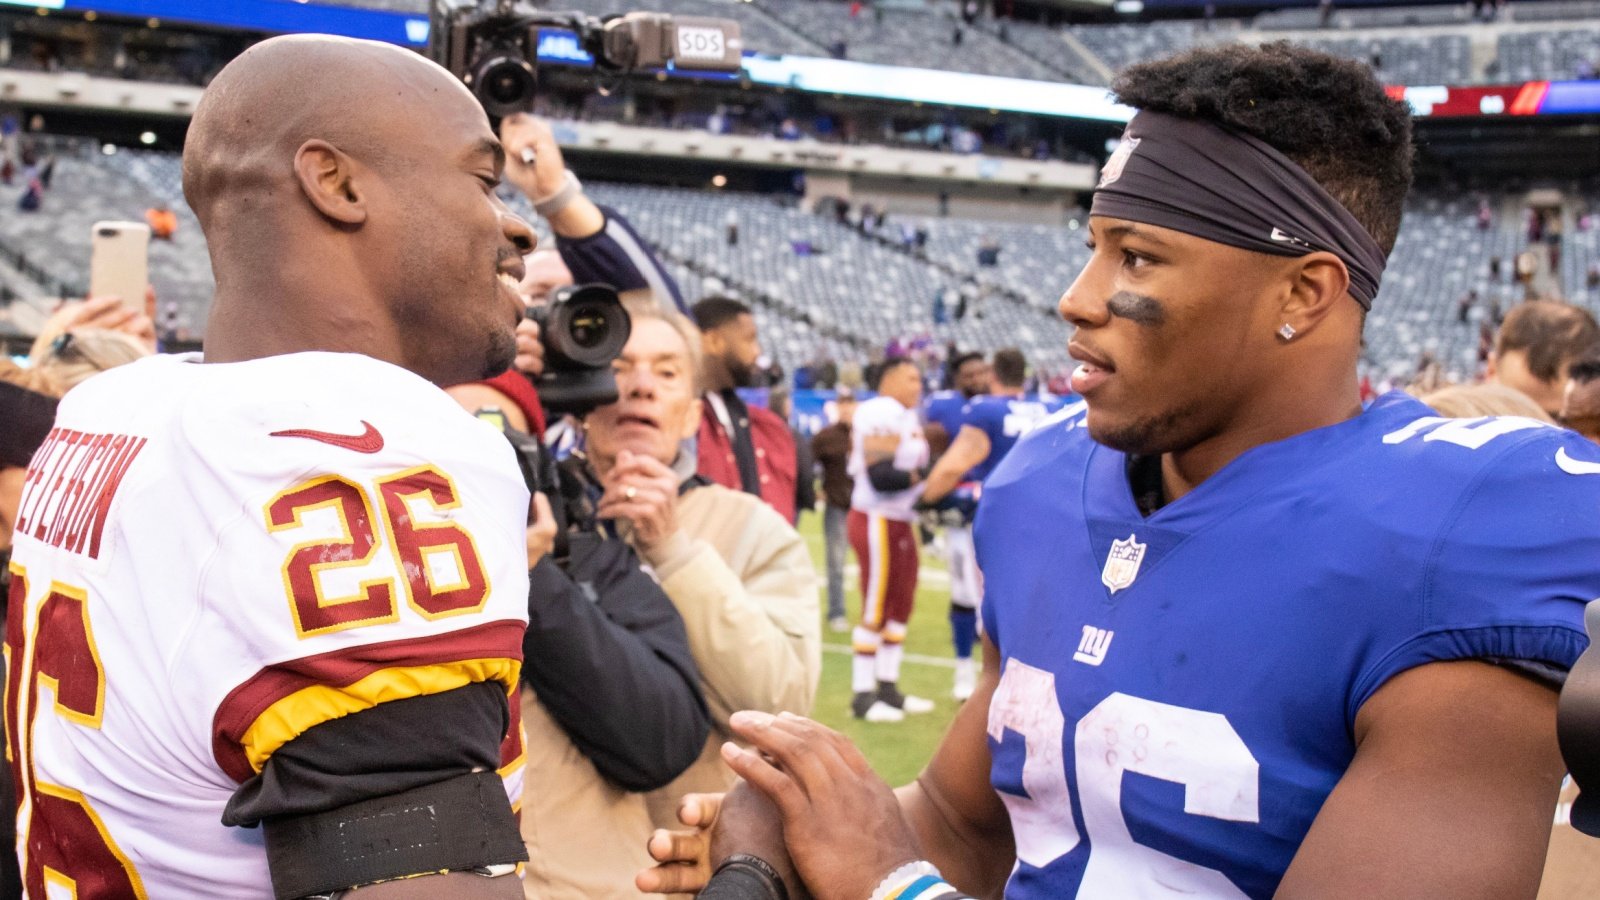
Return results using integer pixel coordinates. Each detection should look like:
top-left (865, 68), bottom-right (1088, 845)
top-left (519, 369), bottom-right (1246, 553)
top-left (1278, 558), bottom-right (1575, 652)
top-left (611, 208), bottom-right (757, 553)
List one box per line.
top-left (846, 358), bottom-right (932, 722)
top-left (7, 36), bottom-right (549, 899)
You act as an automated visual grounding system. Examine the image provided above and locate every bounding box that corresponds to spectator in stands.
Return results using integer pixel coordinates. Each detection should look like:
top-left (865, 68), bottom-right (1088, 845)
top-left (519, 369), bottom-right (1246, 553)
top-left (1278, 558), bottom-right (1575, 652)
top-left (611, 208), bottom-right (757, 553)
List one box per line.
top-left (1457, 288), bottom-right (1477, 324)
top-left (1490, 255), bottom-right (1502, 280)
top-left (17, 168), bottom-right (41, 212)
top-left (812, 387), bottom-right (858, 632)
top-left (1487, 300), bottom-right (1600, 418)
top-left (1560, 356), bottom-right (1600, 444)
top-left (725, 208), bottom-right (738, 247)
top-left (576, 305), bottom-right (818, 834)
top-left (976, 235), bottom-right (1000, 267)
top-left (1588, 263), bottom-right (1600, 291)
top-left (160, 300), bottom-right (181, 345)
top-left (145, 202), bottom-right (178, 241)
top-left (693, 296), bottom-right (801, 522)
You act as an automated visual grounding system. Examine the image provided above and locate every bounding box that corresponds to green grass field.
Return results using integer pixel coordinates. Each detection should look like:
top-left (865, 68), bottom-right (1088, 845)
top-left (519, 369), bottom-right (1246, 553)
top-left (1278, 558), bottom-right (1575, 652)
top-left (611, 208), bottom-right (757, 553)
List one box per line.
top-left (798, 514), bottom-right (963, 787)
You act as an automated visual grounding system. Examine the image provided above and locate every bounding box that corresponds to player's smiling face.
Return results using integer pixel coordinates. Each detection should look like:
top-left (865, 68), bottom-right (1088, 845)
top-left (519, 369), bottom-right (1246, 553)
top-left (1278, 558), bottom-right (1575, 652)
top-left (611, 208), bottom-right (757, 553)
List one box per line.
top-left (371, 82), bottom-right (534, 385)
top-left (1060, 216), bottom-right (1296, 456)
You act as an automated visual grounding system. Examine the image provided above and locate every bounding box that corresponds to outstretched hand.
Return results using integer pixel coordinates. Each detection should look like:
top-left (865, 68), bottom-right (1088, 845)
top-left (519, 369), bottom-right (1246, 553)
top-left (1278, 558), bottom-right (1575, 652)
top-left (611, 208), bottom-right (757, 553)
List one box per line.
top-left (637, 793), bottom-right (723, 895)
top-left (721, 711), bottom-right (922, 900)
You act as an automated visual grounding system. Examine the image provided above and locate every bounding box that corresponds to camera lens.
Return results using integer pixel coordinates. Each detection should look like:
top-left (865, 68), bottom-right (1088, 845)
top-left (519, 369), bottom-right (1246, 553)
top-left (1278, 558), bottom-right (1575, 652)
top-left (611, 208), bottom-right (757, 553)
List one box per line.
top-left (471, 53), bottom-right (536, 117)
top-left (569, 309), bottom-right (608, 350)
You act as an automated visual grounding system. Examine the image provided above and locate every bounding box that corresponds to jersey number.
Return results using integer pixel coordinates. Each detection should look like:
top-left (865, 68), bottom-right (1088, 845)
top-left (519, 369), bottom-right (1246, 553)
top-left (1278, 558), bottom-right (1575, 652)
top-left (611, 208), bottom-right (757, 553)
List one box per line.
top-left (5, 567), bottom-right (148, 898)
top-left (265, 465), bottom-right (491, 639)
top-left (988, 660), bottom-right (1258, 897)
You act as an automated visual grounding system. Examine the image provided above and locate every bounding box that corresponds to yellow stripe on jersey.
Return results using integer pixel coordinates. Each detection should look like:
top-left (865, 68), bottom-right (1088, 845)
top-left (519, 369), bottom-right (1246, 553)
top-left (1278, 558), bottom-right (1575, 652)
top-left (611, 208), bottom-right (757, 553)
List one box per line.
top-left (239, 658), bottom-right (521, 774)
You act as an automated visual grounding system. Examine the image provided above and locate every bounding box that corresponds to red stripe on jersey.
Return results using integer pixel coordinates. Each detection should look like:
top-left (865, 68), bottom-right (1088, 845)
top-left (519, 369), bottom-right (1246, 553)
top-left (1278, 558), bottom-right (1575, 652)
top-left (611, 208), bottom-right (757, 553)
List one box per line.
top-left (211, 619), bottom-right (525, 783)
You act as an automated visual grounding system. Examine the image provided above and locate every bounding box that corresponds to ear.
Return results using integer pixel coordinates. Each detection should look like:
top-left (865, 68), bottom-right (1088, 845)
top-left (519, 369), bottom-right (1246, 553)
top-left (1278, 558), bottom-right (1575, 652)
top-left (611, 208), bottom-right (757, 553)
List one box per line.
top-left (293, 140), bottom-right (367, 226)
top-left (1278, 251), bottom-right (1351, 339)
top-left (700, 328), bottom-right (725, 358)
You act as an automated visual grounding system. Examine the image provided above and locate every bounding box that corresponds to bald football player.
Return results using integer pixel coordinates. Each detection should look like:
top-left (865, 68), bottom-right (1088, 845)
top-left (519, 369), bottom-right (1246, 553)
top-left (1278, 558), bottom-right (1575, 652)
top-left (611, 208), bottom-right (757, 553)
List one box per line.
top-left (8, 35), bottom-right (547, 899)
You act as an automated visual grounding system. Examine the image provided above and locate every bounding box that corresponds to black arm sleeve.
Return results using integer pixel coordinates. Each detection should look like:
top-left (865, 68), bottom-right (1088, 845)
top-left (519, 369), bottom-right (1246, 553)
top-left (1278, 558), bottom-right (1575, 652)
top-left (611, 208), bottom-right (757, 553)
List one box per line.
top-left (867, 458), bottom-right (915, 493)
top-left (521, 539), bottom-right (712, 791)
top-left (222, 680), bottom-right (509, 827)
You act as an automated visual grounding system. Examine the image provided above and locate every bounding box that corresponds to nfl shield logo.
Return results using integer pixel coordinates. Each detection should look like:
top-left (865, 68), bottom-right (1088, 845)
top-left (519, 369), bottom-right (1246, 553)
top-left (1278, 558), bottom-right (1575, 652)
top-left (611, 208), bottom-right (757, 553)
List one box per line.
top-left (1097, 137), bottom-right (1140, 189)
top-left (1101, 533), bottom-right (1147, 593)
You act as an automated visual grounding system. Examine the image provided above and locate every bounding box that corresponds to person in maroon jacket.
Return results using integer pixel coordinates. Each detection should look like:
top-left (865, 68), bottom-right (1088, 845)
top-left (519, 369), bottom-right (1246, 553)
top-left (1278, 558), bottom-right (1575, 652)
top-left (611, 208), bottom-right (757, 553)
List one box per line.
top-left (691, 297), bottom-right (799, 522)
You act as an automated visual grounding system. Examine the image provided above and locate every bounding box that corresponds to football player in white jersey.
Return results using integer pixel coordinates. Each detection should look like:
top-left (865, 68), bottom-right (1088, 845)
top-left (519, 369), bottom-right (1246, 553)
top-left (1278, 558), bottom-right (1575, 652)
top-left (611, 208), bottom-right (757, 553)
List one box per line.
top-left (845, 358), bottom-right (933, 722)
top-left (7, 35), bottom-right (545, 899)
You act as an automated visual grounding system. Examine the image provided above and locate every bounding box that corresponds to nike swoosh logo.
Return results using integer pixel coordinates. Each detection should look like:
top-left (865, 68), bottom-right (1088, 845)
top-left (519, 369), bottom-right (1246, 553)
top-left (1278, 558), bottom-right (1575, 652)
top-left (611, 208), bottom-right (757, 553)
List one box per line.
top-left (1269, 227), bottom-right (1311, 247)
top-left (270, 421), bottom-right (385, 454)
top-left (1556, 446), bottom-right (1600, 475)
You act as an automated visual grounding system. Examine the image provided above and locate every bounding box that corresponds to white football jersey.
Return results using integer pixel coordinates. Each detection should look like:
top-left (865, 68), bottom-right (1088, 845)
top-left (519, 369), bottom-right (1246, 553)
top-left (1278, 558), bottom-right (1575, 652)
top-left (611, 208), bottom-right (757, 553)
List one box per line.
top-left (6, 352), bottom-right (531, 898)
top-left (848, 395), bottom-right (929, 522)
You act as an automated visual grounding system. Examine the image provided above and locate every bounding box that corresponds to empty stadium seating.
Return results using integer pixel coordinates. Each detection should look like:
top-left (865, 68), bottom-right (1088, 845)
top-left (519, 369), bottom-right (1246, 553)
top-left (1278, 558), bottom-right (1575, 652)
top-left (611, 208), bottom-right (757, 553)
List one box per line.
top-left (11, 142), bottom-right (1600, 387)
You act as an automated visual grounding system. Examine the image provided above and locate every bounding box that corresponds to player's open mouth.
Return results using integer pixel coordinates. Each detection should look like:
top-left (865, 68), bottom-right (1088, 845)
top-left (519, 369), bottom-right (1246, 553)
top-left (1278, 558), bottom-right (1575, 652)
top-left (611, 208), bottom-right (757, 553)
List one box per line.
top-left (1068, 342), bottom-right (1114, 394)
top-left (497, 272), bottom-right (523, 318)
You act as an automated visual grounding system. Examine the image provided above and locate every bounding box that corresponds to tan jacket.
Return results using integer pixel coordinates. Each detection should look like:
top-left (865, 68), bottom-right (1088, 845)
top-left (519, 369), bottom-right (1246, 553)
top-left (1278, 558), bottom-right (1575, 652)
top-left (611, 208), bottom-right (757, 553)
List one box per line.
top-left (517, 481), bottom-right (819, 898)
top-left (639, 482), bottom-right (821, 828)
top-left (517, 688), bottom-right (657, 900)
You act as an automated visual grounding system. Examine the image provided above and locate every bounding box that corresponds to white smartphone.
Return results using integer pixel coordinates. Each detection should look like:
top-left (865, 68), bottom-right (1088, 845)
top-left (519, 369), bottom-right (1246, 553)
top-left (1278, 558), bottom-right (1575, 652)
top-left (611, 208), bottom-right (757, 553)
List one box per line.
top-left (89, 221), bottom-right (151, 312)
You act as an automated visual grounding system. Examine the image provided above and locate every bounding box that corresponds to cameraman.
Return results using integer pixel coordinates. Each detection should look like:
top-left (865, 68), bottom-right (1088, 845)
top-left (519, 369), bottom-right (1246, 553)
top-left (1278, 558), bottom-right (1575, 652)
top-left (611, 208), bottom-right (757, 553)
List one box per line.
top-left (450, 386), bottom-right (713, 900)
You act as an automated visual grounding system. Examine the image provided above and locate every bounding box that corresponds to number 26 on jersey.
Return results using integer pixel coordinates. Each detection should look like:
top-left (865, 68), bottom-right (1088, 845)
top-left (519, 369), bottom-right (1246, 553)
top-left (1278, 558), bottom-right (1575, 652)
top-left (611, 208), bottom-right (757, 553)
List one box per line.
top-left (265, 464), bottom-right (491, 639)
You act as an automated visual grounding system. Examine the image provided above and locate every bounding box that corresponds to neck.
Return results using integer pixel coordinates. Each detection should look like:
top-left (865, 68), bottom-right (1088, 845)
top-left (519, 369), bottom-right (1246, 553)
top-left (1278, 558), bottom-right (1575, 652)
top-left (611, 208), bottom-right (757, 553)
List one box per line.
top-left (704, 362), bottom-right (734, 394)
top-left (204, 271), bottom-right (414, 377)
top-left (1160, 364), bottom-right (1361, 504)
top-left (993, 385), bottom-right (1024, 398)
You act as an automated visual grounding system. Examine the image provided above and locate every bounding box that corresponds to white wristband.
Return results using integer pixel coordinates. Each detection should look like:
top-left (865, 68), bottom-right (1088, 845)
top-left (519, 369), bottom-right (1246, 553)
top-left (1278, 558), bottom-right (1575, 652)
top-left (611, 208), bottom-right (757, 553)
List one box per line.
top-left (533, 169), bottom-right (583, 218)
top-left (868, 860), bottom-right (943, 900)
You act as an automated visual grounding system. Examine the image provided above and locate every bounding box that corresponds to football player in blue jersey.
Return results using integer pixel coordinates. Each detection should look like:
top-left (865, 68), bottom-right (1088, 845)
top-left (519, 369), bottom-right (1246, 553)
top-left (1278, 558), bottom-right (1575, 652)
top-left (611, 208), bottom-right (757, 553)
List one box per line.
top-left (639, 42), bottom-right (1600, 900)
top-left (922, 348), bottom-right (1070, 700)
top-left (923, 348), bottom-right (1073, 502)
top-left (922, 351), bottom-right (994, 699)
top-left (923, 352), bottom-right (992, 454)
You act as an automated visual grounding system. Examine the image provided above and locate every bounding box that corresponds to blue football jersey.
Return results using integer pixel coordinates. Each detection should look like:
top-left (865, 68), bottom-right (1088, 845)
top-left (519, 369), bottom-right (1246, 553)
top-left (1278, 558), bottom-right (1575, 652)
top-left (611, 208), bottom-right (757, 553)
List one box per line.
top-left (924, 390), bottom-right (971, 442)
top-left (962, 394), bottom-right (1078, 483)
top-left (974, 393), bottom-right (1600, 899)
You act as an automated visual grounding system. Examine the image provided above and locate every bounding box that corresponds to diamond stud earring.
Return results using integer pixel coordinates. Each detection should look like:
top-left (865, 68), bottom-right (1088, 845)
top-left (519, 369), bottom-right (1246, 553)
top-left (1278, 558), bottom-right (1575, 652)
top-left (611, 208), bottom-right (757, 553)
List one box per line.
top-left (1278, 323), bottom-right (1297, 341)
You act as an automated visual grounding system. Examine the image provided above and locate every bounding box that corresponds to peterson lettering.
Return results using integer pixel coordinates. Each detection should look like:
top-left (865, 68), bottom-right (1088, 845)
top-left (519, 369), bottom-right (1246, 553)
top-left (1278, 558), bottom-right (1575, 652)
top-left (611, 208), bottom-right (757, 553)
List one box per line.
top-left (15, 427), bottom-right (147, 559)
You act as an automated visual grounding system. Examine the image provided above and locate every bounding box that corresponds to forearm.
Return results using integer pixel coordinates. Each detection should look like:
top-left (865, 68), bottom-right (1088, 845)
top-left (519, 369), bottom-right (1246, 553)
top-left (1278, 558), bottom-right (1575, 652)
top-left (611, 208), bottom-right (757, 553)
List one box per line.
top-left (522, 557), bottom-right (711, 789)
top-left (897, 781), bottom-right (1013, 899)
top-left (920, 457), bottom-right (965, 504)
top-left (557, 202), bottom-right (685, 311)
top-left (545, 192), bottom-right (605, 239)
top-left (867, 458), bottom-right (922, 493)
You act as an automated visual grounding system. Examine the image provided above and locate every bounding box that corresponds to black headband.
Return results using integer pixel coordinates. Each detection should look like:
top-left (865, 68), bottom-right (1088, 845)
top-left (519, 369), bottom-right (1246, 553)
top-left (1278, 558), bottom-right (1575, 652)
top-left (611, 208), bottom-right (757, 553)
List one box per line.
top-left (0, 380), bottom-right (57, 469)
top-left (1091, 110), bottom-right (1387, 310)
